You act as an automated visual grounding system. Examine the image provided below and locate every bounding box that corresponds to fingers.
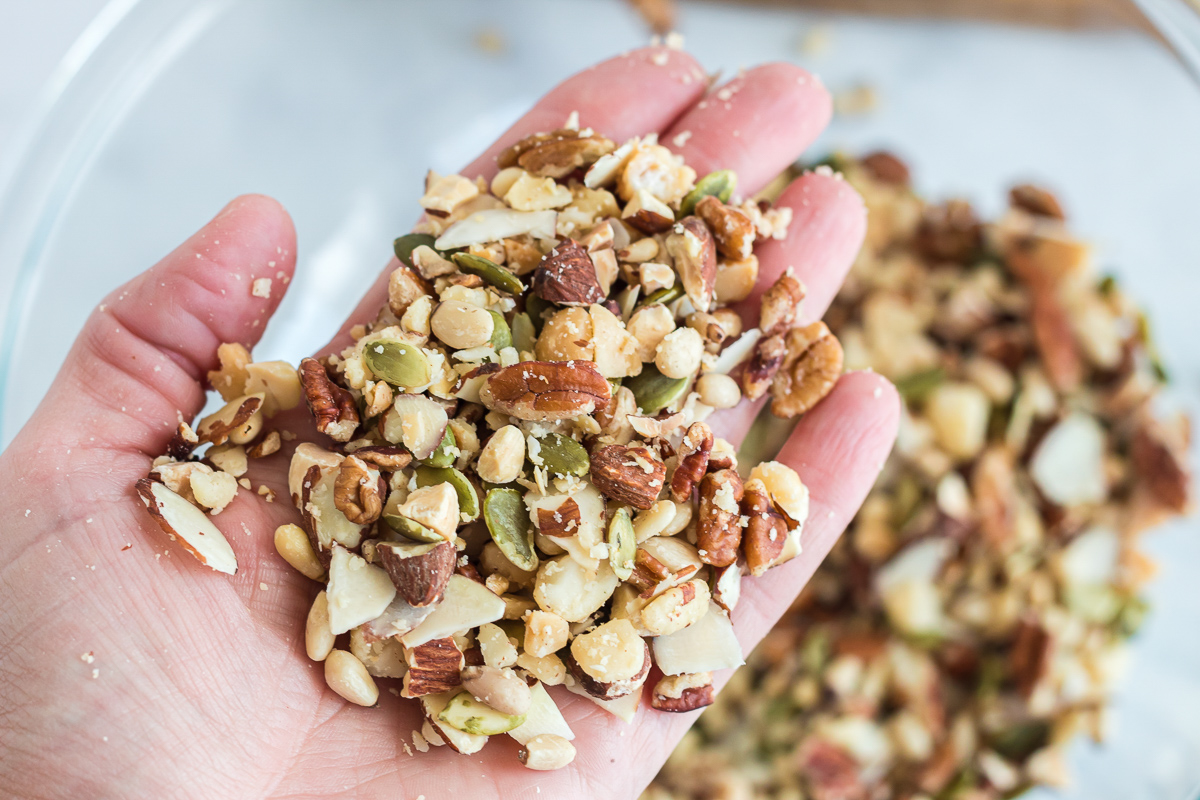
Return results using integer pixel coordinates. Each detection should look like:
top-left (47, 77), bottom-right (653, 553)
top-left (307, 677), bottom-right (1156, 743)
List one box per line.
top-left (664, 63), bottom-right (831, 196)
top-left (32, 195), bottom-right (297, 454)
top-left (323, 46), bottom-right (707, 355)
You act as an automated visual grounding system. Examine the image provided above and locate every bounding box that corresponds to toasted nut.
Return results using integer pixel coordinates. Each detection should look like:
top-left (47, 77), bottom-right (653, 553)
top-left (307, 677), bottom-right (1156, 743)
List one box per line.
top-left (166, 421), bottom-right (200, 461)
top-left (421, 171), bottom-right (479, 214)
top-left (477, 622), bottom-right (519, 668)
top-left (197, 394), bottom-right (264, 446)
top-left (696, 372), bottom-right (741, 409)
top-left (377, 540), bottom-right (456, 607)
top-left (402, 637), bottom-right (465, 698)
top-left (477, 425), bottom-right (526, 483)
top-left (532, 239), bottom-right (605, 306)
top-left (670, 422), bottom-right (713, 503)
top-left (207, 342), bottom-right (252, 401)
top-left (324, 649), bottom-right (379, 706)
top-left (711, 561), bottom-right (742, 613)
top-left (654, 326), bottom-right (704, 379)
top-left (518, 734), bottom-right (577, 771)
top-left (431, 300), bottom-right (495, 349)
top-left (349, 445), bottom-right (412, 471)
top-left (246, 430), bottom-right (282, 459)
top-left (589, 444), bottom-right (666, 510)
top-left (746, 461), bottom-right (809, 530)
top-left (569, 619), bottom-right (648, 684)
top-left (395, 483), bottom-right (460, 542)
top-left (617, 142), bottom-right (696, 205)
top-left (534, 497), bottom-right (581, 538)
top-left (695, 195), bottom-right (755, 261)
top-left (623, 188), bottom-right (675, 234)
top-left (524, 610), bottom-right (569, 658)
top-left (651, 672), bottom-right (716, 712)
top-left (619, 237), bottom-right (659, 263)
top-left (925, 381), bottom-right (991, 461)
top-left (915, 198), bottom-right (982, 263)
top-left (333, 455), bottom-right (383, 525)
top-left (306, 591), bottom-right (336, 661)
top-left (1131, 419), bottom-right (1193, 513)
top-left (666, 217), bottom-right (718, 312)
top-left (741, 478), bottom-right (789, 576)
top-left (299, 358), bottom-right (359, 442)
top-left (759, 270), bottom-right (806, 336)
top-left (504, 171), bottom-right (573, 211)
top-left (698, 469), bottom-right (744, 567)
top-left (638, 262), bottom-right (676, 294)
top-left (387, 263), bottom-right (432, 318)
top-left (628, 304), bottom-right (677, 363)
top-left (461, 665), bottom-right (532, 716)
top-left (1010, 183), bottom-right (1065, 220)
top-left (535, 307), bottom-right (595, 363)
top-left (479, 361), bottom-right (611, 422)
top-left (244, 360), bottom-right (303, 417)
top-left (274, 523), bottom-right (325, 581)
top-left (515, 651), bottom-right (567, 685)
top-left (500, 128), bottom-right (615, 179)
top-left (633, 500), bottom-right (679, 543)
top-left (640, 578), bottom-right (711, 636)
top-left (714, 254), bottom-right (759, 304)
top-left (743, 333), bottom-right (786, 402)
top-left (770, 322), bottom-right (844, 418)
top-left (188, 468), bottom-right (238, 512)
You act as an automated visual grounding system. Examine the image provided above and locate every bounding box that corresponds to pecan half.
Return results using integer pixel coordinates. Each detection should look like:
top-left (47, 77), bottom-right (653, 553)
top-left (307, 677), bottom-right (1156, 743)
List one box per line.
top-left (1010, 183), bottom-right (1065, 220)
top-left (589, 444), bottom-right (666, 510)
top-left (651, 672), bottom-right (715, 712)
top-left (349, 445), bottom-right (412, 471)
top-left (697, 469), bottom-right (744, 567)
top-left (666, 216), bottom-right (717, 312)
top-left (536, 498), bottom-right (582, 537)
top-left (770, 322), bottom-right (843, 418)
top-left (498, 129), bottom-right (615, 179)
top-left (479, 360), bottom-right (611, 421)
top-left (299, 357), bottom-right (360, 442)
top-left (695, 195), bottom-right (755, 261)
top-left (532, 239), bottom-right (605, 306)
top-left (333, 455), bottom-right (383, 524)
top-left (741, 478), bottom-right (788, 576)
top-left (861, 150), bottom-right (911, 186)
top-left (401, 637), bottom-right (464, 698)
top-left (166, 422), bottom-right (199, 461)
top-left (670, 422), bottom-right (713, 503)
top-left (759, 270), bottom-right (806, 336)
top-left (377, 540), bottom-right (455, 607)
top-left (742, 333), bottom-right (786, 401)
top-left (563, 641), bottom-right (651, 700)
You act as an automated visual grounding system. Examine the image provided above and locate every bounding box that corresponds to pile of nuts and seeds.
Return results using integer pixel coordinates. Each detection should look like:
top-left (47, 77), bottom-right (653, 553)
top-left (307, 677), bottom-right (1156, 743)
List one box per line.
top-left (136, 122), bottom-right (848, 770)
top-left (646, 154), bottom-right (1194, 799)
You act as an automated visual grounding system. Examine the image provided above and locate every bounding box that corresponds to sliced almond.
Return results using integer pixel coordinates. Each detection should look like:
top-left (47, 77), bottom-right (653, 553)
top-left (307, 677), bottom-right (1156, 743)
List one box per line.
top-left (136, 479), bottom-right (238, 575)
top-left (326, 545), bottom-right (397, 635)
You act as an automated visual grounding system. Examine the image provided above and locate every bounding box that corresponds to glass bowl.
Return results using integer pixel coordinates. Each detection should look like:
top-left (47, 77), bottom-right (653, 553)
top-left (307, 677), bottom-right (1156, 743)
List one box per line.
top-left (0, 1), bottom-right (1196, 796)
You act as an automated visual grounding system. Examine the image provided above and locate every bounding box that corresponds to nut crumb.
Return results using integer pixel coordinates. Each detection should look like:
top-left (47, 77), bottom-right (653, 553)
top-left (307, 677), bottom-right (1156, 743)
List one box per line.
top-left (251, 278), bottom-right (272, 298)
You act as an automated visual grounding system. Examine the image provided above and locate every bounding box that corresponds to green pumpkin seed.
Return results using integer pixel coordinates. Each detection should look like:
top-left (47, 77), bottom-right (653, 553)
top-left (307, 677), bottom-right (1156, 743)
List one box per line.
top-left (536, 433), bottom-right (589, 477)
top-left (679, 169), bottom-right (737, 217)
top-left (894, 367), bottom-right (945, 404)
top-left (624, 364), bottom-right (691, 415)
top-left (425, 427), bottom-right (458, 468)
top-left (438, 690), bottom-right (526, 735)
top-left (511, 312), bottom-right (536, 353)
top-left (639, 284), bottom-right (683, 308)
top-left (393, 233), bottom-right (438, 268)
top-left (362, 339), bottom-right (431, 388)
top-left (483, 487), bottom-right (538, 572)
top-left (452, 252), bottom-right (525, 295)
top-left (524, 294), bottom-right (554, 334)
top-left (489, 310), bottom-right (513, 351)
top-left (383, 514), bottom-right (444, 544)
top-left (415, 465), bottom-right (480, 520)
top-left (607, 507), bottom-right (635, 581)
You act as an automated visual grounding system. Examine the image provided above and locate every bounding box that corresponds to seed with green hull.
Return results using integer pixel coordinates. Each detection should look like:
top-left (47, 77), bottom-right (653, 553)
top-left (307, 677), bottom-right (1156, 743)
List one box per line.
top-left (362, 339), bottom-right (431, 388)
top-left (393, 233), bottom-right (438, 268)
top-left (536, 433), bottom-right (589, 477)
top-left (426, 428), bottom-right (457, 468)
top-left (639, 284), bottom-right (684, 307)
top-left (489, 310), bottom-right (513, 351)
top-left (382, 514), bottom-right (445, 544)
top-left (438, 690), bottom-right (526, 735)
top-left (608, 507), bottom-right (636, 580)
top-left (524, 294), bottom-right (553, 334)
top-left (511, 312), bottom-right (536, 352)
top-left (624, 365), bottom-right (691, 415)
top-left (415, 466), bottom-right (480, 520)
top-left (452, 252), bottom-right (525, 295)
top-left (484, 488), bottom-right (538, 572)
top-left (679, 170), bottom-right (737, 217)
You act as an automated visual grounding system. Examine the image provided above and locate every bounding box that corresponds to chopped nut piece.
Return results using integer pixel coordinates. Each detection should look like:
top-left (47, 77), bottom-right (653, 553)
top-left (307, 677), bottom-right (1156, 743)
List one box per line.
top-left (651, 672), bottom-right (715, 712)
top-left (770, 322), bottom-right (843, 418)
top-left (532, 239), bottom-right (605, 306)
top-left (666, 217), bottom-right (718, 312)
top-left (479, 361), bottom-right (611, 421)
top-left (695, 195), bottom-right (755, 261)
top-left (697, 469), bottom-right (744, 567)
top-left (670, 422), bottom-right (713, 503)
top-left (402, 637), bottom-right (465, 698)
top-left (299, 358), bottom-right (360, 442)
top-left (589, 444), bottom-right (666, 509)
top-left (333, 455), bottom-right (383, 524)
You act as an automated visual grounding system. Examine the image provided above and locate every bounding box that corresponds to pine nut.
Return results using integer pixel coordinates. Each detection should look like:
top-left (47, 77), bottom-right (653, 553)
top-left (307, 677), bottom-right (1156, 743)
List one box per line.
top-left (324, 649), bottom-right (379, 706)
top-left (519, 734), bottom-right (577, 771)
top-left (305, 591), bottom-right (335, 661)
top-left (274, 523), bottom-right (325, 581)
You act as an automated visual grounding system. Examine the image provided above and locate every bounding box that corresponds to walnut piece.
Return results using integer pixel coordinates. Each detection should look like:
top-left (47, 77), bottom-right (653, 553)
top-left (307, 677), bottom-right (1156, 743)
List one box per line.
top-left (759, 270), bottom-right (806, 336)
top-left (770, 322), bottom-right (843, 418)
top-left (299, 357), bottom-right (360, 442)
top-left (497, 129), bottom-right (615, 179)
top-left (333, 455), bottom-right (383, 525)
top-left (742, 333), bottom-right (787, 402)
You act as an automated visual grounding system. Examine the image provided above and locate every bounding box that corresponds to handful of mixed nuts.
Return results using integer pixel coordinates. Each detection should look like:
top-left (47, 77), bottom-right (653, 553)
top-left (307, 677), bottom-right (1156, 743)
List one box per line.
top-left (136, 122), bottom-right (845, 770)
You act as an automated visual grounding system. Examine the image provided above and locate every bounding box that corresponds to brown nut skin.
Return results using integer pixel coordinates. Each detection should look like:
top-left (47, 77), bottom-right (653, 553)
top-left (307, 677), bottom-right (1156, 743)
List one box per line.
top-left (759, 271), bottom-right (806, 337)
top-left (387, 262), bottom-right (431, 318)
top-left (535, 499), bottom-right (582, 537)
top-left (669, 422), bottom-right (713, 503)
top-left (668, 216), bottom-right (718, 312)
top-left (377, 540), bottom-right (455, 607)
top-left (915, 198), bottom-right (982, 263)
top-left (563, 641), bottom-right (651, 700)
top-left (650, 674), bottom-right (716, 713)
top-left (348, 445), bottom-right (413, 471)
top-left (695, 195), bottom-right (755, 261)
top-left (742, 333), bottom-right (786, 402)
top-left (166, 422), bottom-right (199, 461)
top-left (480, 361), bottom-right (611, 422)
top-left (1130, 421), bottom-right (1193, 514)
top-left (697, 469), bottom-right (744, 568)
top-left (498, 128), bottom-right (615, 178)
top-left (532, 239), bottom-right (605, 306)
top-left (401, 637), bottom-right (464, 698)
top-left (197, 395), bottom-right (263, 447)
top-left (628, 548), bottom-right (671, 596)
top-left (769, 322), bottom-right (843, 418)
top-left (333, 455), bottom-right (383, 525)
top-left (861, 150), bottom-right (911, 186)
top-left (589, 444), bottom-right (666, 510)
top-left (298, 357), bottom-right (360, 442)
top-left (740, 480), bottom-right (789, 577)
top-left (1010, 183), bottom-right (1065, 220)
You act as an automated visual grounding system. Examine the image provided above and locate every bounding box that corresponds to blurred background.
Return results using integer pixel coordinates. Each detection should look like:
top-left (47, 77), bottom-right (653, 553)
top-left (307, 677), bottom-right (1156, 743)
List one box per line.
top-left (0, 1), bottom-right (1197, 798)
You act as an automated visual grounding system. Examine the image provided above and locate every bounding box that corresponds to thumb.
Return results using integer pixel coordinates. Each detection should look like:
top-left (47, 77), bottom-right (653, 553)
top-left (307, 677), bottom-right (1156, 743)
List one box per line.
top-left (17, 194), bottom-right (297, 456)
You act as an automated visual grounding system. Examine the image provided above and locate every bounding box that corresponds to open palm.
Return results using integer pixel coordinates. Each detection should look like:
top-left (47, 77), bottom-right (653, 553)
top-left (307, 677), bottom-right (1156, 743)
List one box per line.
top-left (0, 47), bottom-right (898, 800)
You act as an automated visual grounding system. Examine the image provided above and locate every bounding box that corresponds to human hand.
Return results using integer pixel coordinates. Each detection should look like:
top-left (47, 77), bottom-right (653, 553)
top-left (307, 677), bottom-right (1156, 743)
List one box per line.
top-left (0, 46), bottom-right (898, 800)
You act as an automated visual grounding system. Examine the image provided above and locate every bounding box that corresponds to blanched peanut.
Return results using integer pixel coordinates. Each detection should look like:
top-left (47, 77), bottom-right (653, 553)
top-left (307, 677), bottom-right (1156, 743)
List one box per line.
top-left (696, 372), bottom-right (742, 409)
top-left (324, 649), bottom-right (379, 706)
top-left (477, 622), bottom-right (518, 668)
top-left (519, 734), bottom-right (577, 771)
top-left (274, 523), bottom-right (325, 580)
top-left (714, 255), bottom-right (759, 303)
top-left (306, 591), bottom-right (335, 661)
top-left (461, 665), bottom-right (532, 716)
top-left (640, 579), bottom-right (711, 636)
top-left (655, 326), bottom-right (704, 379)
top-left (477, 425), bottom-right (526, 483)
top-left (431, 300), bottom-right (494, 349)
top-left (569, 619), bottom-right (645, 682)
top-left (627, 304), bottom-right (676, 363)
top-left (516, 651), bottom-right (567, 685)
top-left (523, 610), bottom-right (569, 658)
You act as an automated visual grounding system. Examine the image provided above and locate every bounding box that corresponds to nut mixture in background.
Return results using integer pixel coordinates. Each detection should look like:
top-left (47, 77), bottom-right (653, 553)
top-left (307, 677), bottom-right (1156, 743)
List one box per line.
top-left (137, 121), bottom-right (849, 770)
top-left (646, 154), bottom-right (1193, 799)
